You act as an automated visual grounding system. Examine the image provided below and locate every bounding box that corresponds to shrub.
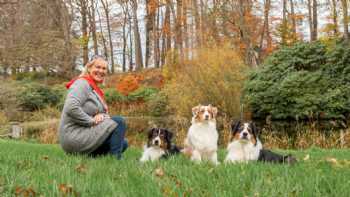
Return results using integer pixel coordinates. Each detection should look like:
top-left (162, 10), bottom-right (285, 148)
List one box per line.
top-left (104, 88), bottom-right (128, 104)
top-left (244, 40), bottom-right (350, 120)
top-left (146, 91), bottom-right (170, 117)
top-left (116, 74), bottom-right (143, 96)
top-left (127, 86), bottom-right (159, 102)
top-left (162, 46), bottom-right (247, 118)
top-left (19, 83), bottom-right (62, 111)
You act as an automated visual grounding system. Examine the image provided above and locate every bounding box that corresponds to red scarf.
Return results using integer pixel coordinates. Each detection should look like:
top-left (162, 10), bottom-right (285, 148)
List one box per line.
top-left (66, 75), bottom-right (108, 111)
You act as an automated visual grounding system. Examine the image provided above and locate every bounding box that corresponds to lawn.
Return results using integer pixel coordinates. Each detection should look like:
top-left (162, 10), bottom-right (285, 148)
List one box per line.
top-left (0, 139), bottom-right (350, 197)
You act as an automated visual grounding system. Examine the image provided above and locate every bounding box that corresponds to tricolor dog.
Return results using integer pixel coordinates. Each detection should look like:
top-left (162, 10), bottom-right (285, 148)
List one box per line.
top-left (225, 121), bottom-right (296, 164)
top-left (183, 104), bottom-right (219, 165)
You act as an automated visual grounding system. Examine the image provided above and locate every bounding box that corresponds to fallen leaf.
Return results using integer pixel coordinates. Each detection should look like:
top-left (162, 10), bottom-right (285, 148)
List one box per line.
top-left (42, 156), bottom-right (49, 160)
top-left (326, 157), bottom-right (338, 165)
top-left (14, 186), bottom-right (36, 197)
top-left (15, 186), bottom-right (22, 195)
top-left (154, 167), bottom-right (164, 177)
top-left (303, 154), bottom-right (310, 161)
top-left (59, 184), bottom-right (72, 194)
top-left (75, 164), bottom-right (87, 174)
top-left (58, 184), bottom-right (79, 197)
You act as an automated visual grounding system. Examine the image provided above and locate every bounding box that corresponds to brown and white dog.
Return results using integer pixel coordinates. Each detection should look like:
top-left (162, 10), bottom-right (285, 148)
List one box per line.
top-left (140, 128), bottom-right (180, 162)
top-left (225, 121), bottom-right (296, 164)
top-left (183, 104), bottom-right (219, 165)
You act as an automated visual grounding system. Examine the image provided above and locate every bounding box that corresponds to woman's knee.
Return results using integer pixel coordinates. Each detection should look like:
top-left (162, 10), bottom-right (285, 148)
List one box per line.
top-left (111, 116), bottom-right (126, 128)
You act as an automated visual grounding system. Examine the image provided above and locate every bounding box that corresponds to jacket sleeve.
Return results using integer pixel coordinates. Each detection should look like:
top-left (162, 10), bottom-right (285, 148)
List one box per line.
top-left (63, 79), bottom-right (95, 126)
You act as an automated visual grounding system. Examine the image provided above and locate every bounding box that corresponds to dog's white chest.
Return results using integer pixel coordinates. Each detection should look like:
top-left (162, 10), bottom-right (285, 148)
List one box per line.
top-left (225, 140), bottom-right (262, 163)
top-left (188, 122), bottom-right (218, 151)
top-left (140, 146), bottom-right (165, 162)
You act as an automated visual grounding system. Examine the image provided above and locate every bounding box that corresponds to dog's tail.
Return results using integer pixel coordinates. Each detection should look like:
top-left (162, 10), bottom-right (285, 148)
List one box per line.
top-left (180, 147), bottom-right (193, 157)
top-left (283, 154), bottom-right (297, 165)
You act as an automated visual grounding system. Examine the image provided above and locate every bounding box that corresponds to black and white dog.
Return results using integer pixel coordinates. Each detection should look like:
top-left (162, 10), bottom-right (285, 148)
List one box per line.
top-left (224, 121), bottom-right (297, 164)
top-left (140, 128), bottom-right (180, 162)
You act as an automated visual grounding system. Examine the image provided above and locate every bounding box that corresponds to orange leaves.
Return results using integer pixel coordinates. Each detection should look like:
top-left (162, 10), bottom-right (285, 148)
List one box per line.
top-left (114, 69), bottom-right (164, 96)
top-left (58, 184), bottom-right (80, 197)
top-left (116, 74), bottom-right (143, 96)
top-left (14, 186), bottom-right (36, 197)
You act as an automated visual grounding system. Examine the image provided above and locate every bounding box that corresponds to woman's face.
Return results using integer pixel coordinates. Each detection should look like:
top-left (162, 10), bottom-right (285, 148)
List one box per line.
top-left (89, 59), bottom-right (108, 83)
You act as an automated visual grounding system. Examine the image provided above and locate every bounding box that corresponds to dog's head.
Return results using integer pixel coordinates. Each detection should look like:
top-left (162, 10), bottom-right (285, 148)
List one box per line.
top-left (231, 121), bottom-right (258, 145)
top-left (192, 104), bottom-right (218, 123)
top-left (147, 128), bottom-right (173, 149)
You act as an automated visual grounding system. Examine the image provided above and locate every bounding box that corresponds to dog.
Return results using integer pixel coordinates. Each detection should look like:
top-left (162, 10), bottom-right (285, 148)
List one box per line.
top-left (183, 104), bottom-right (219, 165)
top-left (225, 121), bottom-right (296, 164)
top-left (140, 128), bottom-right (180, 162)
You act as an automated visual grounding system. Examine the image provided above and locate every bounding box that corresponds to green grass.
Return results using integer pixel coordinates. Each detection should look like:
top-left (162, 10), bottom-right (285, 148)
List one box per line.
top-left (0, 139), bottom-right (350, 197)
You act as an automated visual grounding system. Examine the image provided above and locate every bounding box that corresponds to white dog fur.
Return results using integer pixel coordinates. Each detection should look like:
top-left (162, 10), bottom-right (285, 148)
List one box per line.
top-left (184, 104), bottom-right (219, 165)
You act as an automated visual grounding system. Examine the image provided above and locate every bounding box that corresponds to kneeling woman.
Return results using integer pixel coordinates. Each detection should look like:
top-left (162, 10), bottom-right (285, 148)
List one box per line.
top-left (59, 55), bottom-right (128, 159)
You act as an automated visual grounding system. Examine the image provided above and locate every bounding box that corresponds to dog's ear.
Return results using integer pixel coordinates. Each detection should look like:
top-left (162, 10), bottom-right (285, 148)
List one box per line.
top-left (209, 105), bottom-right (218, 118)
top-left (164, 129), bottom-right (173, 142)
top-left (231, 121), bottom-right (241, 133)
top-left (147, 128), bottom-right (156, 139)
top-left (250, 122), bottom-right (259, 138)
top-left (192, 105), bottom-right (201, 116)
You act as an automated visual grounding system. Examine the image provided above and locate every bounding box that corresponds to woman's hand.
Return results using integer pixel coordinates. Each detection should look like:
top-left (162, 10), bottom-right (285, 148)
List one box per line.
top-left (93, 113), bottom-right (105, 125)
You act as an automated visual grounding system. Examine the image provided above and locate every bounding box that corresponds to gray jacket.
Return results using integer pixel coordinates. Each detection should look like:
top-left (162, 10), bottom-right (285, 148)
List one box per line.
top-left (59, 79), bottom-right (117, 154)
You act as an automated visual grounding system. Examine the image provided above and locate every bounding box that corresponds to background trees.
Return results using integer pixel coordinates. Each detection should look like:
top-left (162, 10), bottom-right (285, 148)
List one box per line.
top-left (0, 0), bottom-right (349, 75)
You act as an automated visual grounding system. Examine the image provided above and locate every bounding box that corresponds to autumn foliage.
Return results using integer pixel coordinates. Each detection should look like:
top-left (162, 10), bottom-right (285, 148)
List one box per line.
top-left (116, 74), bottom-right (143, 96)
top-left (162, 46), bottom-right (248, 118)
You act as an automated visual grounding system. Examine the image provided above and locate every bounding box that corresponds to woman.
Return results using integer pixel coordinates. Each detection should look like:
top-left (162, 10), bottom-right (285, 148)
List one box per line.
top-left (59, 55), bottom-right (128, 159)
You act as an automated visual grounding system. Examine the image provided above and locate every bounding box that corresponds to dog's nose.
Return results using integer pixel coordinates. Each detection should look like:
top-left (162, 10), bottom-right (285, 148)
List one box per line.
top-left (242, 132), bottom-right (248, 137)
top-left (205, 115), bottom-right (209, 119)
top-left (154, 140), bottom-right (159, 145)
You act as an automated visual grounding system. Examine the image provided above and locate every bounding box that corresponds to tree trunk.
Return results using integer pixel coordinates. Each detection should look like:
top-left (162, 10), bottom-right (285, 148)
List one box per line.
top-left (79, 0), bottom-right (89, 66)
top-left (101, 0), bottom-right (115, 73)
top-left (312, 0), bottom-right (318, 40)
top-left (89, 0), bottom-right (98, 55)
top-left (145, 0), bottom-right (155, 68)
top-left (128, 12), bottom-right (134, 71)
top-left (121, 2), bottom-right (129, 72)
top-left (175, 0), bottom-right (183, 58)
top-left (96, 8), bottom-right (108, 60)
top-left (154, 6), bottom-right (160, 67)
top-left (131, 0), bottom-right (143, 70)
top-left (237, 0), bottom-right (257, 67)
top-left (192, 0), bottom-right (201, 47)
top-left (57, 0), bottom-right (74, 74)
top-left (330, 0), bottom-right (338, 35)
top-left (258, 0), bottom-right (271, 61)
top-left (290, 0), bottom-right (297, 40)
top-left (341, 0), bottom-right (349, 40)
top-left (282, 0), bottom-right (287, 45)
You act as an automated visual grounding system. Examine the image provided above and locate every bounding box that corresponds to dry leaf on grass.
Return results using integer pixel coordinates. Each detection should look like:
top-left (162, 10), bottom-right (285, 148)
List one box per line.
top-left (154, 167), bottom-right (165, 177)
top-left (41, 155), bottom-right (49, 160)
top-left (325, 157), bottom-right (338, 165)
top-left (75, 164), bottom-right (87, 174)
top-left (58, 184), bottom-right (79, 197)
top-left (303, 154), bottom-right (310, 161)
top-left (14, 186), bottom-right (36, 197)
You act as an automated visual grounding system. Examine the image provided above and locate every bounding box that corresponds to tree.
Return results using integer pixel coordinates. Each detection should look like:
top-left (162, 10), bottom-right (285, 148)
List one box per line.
top-left (101, 0), bottom-right (115, 73)
top-left (341, 0), bottom-right (349, 40)
top-left (307, 0), bottom-right (318, 41)
top-left (131, 0), bottom-right (143, 70)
